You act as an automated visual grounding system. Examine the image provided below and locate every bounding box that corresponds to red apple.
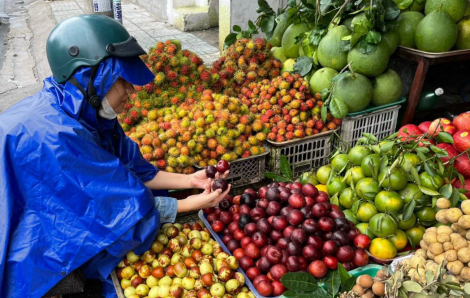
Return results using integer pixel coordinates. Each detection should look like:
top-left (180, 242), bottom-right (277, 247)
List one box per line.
top-left (453, 179), bottom-right (470, 199)
top-left (453, 112), bottom-right (470, 131)
top-left (436, 143), bottom-right (459, 163)
top-left (429, 118), bottom-right (456, 136)
top-left (453, 130), bottom-right (470, 152)
top-left (455, 154), bottom-right (470, 178)
top-left (398, 124), bottom-right (423, 142)
top-left (418, 121), bottom-right (432, 133)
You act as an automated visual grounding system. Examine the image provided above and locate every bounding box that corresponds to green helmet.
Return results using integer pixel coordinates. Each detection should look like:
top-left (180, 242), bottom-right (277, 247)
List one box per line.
top-left (46, 14), bottom-right (147, 83)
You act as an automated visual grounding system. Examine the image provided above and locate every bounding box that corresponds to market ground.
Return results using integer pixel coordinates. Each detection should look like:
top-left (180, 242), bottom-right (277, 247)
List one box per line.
top-left (0, 0), bottom-right (220, 113)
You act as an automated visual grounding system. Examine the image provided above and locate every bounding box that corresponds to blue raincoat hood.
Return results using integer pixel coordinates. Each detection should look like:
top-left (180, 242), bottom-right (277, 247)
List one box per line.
top-left (0, 56), bottom-right (160, 298)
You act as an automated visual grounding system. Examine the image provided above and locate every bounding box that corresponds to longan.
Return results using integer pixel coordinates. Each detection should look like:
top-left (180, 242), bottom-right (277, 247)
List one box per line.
top-left (372, 281), bottom-right (385, 296)
top-left (357, 275), bottom-right (373, 289)
top-left (352, 285), bottom-right (365, 295)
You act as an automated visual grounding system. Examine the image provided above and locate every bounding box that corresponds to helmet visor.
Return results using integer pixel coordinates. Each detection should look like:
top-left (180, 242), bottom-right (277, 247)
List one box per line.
top-left (106, 36), bottom-right (146, 57)
top-left (118, 56), bottom-right (155, 86)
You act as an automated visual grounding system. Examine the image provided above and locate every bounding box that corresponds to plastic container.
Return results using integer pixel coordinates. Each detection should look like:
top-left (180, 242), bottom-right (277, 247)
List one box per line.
top-left (195, 150), bottom-right (269, 189)
top-left (348, 264), bottom-right (383, 278)
top-left (336, 103), bottom-right (402, 149)
top-left (267, 130), bottom-right (336, 179)
top-left (390, 254), bottom-right (414, 273)
top-left (198, 210), bottom-right (282, 298)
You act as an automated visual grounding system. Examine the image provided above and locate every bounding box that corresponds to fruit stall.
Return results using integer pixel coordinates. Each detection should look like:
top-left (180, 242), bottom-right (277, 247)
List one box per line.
top-left (110, 0), bottom-right (470, 297)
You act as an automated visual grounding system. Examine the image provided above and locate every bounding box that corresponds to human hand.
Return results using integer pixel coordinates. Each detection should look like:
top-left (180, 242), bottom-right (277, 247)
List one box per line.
top-left (188, 169), bottom-right (230, 189)
top-left (178, 179), bottom-right (231, 212)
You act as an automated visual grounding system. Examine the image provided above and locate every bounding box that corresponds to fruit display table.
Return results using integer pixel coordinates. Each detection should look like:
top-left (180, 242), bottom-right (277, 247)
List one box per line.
top-left (396, 47), bottom-right (470, 125)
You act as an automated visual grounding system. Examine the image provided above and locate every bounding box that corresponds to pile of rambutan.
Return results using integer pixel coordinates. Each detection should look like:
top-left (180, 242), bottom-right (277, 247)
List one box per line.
top-left (239, 72), bottom-right (342, 143)
top-left (126, 90), bottom-right (267, 173)
top-left (212, 38), bottom-right (283, 96)
top-left (118, 40), bottom-right (223, 130)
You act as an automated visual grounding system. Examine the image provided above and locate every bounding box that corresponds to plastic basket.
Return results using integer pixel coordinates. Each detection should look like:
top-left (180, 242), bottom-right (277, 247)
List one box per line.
top-left (195, 150), bottom-right (269, 189)
top-left (337, 104), bottom-right (401, 149)
top-left (266, 130), bottom-right (336, 179)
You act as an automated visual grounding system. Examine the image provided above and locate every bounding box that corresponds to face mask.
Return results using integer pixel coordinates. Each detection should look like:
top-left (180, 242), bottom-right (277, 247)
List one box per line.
top-left (98, 96), bottom-right (118, 120)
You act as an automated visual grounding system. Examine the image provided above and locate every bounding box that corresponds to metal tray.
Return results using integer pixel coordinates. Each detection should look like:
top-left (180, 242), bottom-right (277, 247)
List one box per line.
top-left (266, 129), bottom-right (337, 147)
top-left (397, 46), bottom-right (470, 59)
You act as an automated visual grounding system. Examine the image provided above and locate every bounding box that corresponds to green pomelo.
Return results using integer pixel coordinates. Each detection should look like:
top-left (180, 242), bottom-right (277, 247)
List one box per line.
top-left (351, 13), bottom-right (367, 28)
top-left (332, 72), bottom-right (372, 113)
top-left (348, 41), bottom-right (390, 77)
top-left (271, 47), bottom-right (287, 63)
top-left (309, 67), bottom-right (338, 94)
top-left (282, 23), bottom-right (310, 58)
top-left (425, 0), bottom-right (468, 22)
top-left (317, 25), bottom-right (351, 71)
top-left (397, 11), bottom-right (425, 48)
top-left (342, 17), bottom-right (354, 30)
top-left (383, 30), bottom-right (400, 55)
top-left (371, 70), bottom-right (403, 106)
top-left (269, 13), bottom-right (293, 47)
top-left (456, 17), bottom-right (470, 49)
top-left (282, 58), bottom-right (296, 72)
top-left (408, 1), bottom-right (426, 12)
top-left (415, 11), bottom-right (458, 52)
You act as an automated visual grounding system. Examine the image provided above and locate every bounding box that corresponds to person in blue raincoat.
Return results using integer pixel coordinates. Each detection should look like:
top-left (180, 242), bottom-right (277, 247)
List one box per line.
top-left (0, 15), bottom-right (231, 298)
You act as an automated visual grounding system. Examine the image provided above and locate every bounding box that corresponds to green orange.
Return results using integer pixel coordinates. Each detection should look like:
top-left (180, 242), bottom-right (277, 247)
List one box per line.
top-left (400, 153), bottom-right (420, 172)
top-left (405, 225), bottom-right (426, 247)
top-left (369, 213), bottom-right (398, 237)
top-left (355, 178), bottom-right (381, 200)
top-left (332, 154), bottom-right (349, 173)
top-left (374, 191), bottom-right (404, 213)
top-left (346, 167), bottom-right (366, 186)
top-left (299, 172), bottom-right (318, 185)
top-left (378, 166), bottom-right (408, 191)
top-left (399, 184), bottom-right (424, 204)
top-left (397, 213), bottom-right (416, 230)
top-left (361, 154), bottom-right (381, 177)
top-left (419, 172), bottom-right (444, 191)
top-left (369, 238), bottom-right (397, 259)
top-left (356, 201), bottom-right (378, 222)
top-left (317, 165), bottom-right (332, 185)
top-left (389, 229), bottom-right (408, 250)
top-left (416, 207), bottom-right (437, 226)
top-left (348, 146), bottom-right (371, 166)
top-left (339, 187), bottom-right (359, 209)
top-left (327, 177), bottom-right (347, 196)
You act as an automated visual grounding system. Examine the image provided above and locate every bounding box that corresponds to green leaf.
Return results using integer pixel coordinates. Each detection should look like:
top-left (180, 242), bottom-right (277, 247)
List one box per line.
top-left (417, 151), bottom-right (427, 162)
top-left (330, 193), bottom-right (339, 206)
top-left (259, 15), bottom-right (276, 35)
top-left (280, 155), bottom-right (293, 181)
top-left (380, 142), bottom-right (394, 154)
top-left (437, 131), bottom-right (454, 144)
top-left (300, 0), bottom-right (316, 10)
top-left (321, 104), bottom-right (327, 123)
top-left (440, 184), bottom-right (453, 199)
top-left (224, 33), bottom-right (238, 48)
top-left (365, 31), bottom-right (382, 45)
top-left (383, 0), bottom-right (400, 20)
top-left (402, 281), bottom-right (423, 293)
top-left (363, 133), bottom-right (378, 142)
top-left (411, 167), bottom-right (421, 185)
top-left (281, 272), bottom-right (318, 291)
top-left (359, 39), bottom-right (378, 54)
top-left (233, 25), bottom-right (241, 32)
top-left (329, 97), bottom-right (349, 119)
top-left (419, 186), bottom-right (440, 196)
top-left (402, 199), bottom-right (416, 221)
top-left (424, 162), bottom-right (436, 177)
top-left (337, 264), bottom-right (351, 284)
top-left (451, 188), bottom-right (461, 207)
top-left (293, 56), bottom-right (314, 76)
top-left (352, 200), bottom-right (361, 215)
top-left (287, 0), bottom-right (296, 7)
top-left (264, 172), bottom-right (291, 182)
top-left (320, 0), bottom-right (333, 14)
top-left (323, 269), bottom-right (341, 294)
top-left (343, 276), bottom-right (356, 292)
top-left (257, 0), bottom-right (275, 14)
top-left (350, 23), bottom-right (368, 48)
top-left (331, 71), bottom-right (350, 85)
top-left (415, 147), bottom-right (430, 154)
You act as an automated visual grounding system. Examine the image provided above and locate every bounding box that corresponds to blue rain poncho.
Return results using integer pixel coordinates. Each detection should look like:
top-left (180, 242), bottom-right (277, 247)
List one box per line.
top-left (0, 56), bottom-right (173, 298)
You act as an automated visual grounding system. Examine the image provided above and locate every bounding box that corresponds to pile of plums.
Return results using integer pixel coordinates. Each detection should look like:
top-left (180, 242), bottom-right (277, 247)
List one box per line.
top-left (203, 182), bottom-right (371, 297)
